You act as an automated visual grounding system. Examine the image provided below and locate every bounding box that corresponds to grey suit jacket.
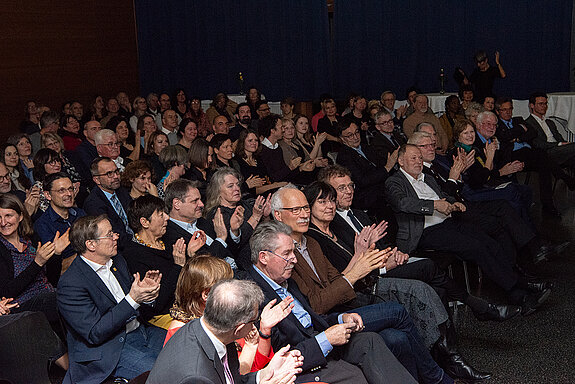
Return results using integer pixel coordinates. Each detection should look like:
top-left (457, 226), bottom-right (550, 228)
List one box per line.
top-left (524, 115), bottom-right (565, 150)
top-left (385, 170), bottom-right (454, 253)
top-left (146, 319), bottom-right (257, 384)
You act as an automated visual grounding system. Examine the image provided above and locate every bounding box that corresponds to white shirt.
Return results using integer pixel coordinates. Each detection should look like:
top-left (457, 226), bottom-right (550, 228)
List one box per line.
top-left (530, 114), bottom-right (557, 143)
top-left (400, 168), bottom-right (449, 228)
top-left (81, 256), bottom-right (140, 333)
top-left (261, 137), bottom-right (278, 149)
top-left (336, 209), bottom-right (361, 234)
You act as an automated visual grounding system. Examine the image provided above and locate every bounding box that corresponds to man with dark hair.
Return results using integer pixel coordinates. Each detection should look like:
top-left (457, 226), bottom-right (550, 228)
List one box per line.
top-left (34, 172), bottom-right (86, 285)
top-left (255, 100), bottom-right (271, 120)
top-left (524, 92), bottom-right (575, 168)
top-left (84, 158), bottom-right (133, 247)
top-left (229, 102), bottom-right (253, 141)
top-left (368, 110), bottom-right (405, 170)
top-left (147, 279), bottom-right (303, 383)
top-left (68, 120), bottom-right (102, 189)
top-left (58, 215), bottom-right (164, 383)
top-left (162, 179), bottom-right (238, 268)
top-left (100, 98), bottom-right (120, 129)
top-left (247, 221), bottom-right (419, 384)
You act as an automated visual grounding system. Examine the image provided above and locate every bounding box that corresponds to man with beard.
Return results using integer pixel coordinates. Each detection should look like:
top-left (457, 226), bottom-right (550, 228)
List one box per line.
top-left (229, 102), bottom-right (254, 141)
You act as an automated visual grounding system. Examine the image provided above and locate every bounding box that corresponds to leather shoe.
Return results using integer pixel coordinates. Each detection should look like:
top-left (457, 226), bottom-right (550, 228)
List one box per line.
top-left (522, 288), bottom-right (551, 316)
top-left (475, 303), bottom-right (521, 322)
top-left (527, 280), bottom-right (556, 292)
top-left (441, 352), bottom-right (492, 382)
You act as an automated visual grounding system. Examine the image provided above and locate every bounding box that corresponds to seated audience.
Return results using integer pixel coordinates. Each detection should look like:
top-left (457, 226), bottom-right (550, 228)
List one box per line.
top-left (157, 145), bottom-right (188, 199)
top-left (162, 179), bottom-right (238, 268)
top-left (176, 117), bottom-right (198, 151)
top-left (185, 137), bottom-right (214, 199)
top-left (34, 172), bottom-right (85, 285)
top-left (145, 131), bottom-right (169, 184)
top-left (125, 195), bottom-right (202, 329)
top-left (147, 279), bottom-right (303, 384)
top-left (95, 128), bottom-right (131, 172)
top-left (121, 159), bottom-right (159, 199)
top-left (58, 215), bottom-right (164, 383)
top-left (8, 133), bottom-right (35, 186)
top-left (403, 95), bottom-right (449, 153)
top-left (84, 157), bottom-right (133, 246)
top-left (204, 167), bottom-right (271, 269)
top-left (246, 221), bottom-right (419, 384)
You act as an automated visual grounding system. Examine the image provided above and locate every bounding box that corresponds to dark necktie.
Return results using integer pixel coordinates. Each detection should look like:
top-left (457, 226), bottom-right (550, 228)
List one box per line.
top-left (111, 194), bottom-right (133, 235)
top-left (390, 135), bottom-right (399, 148)
top-left (347, 210), bottom-right (363, 232)
top-left (222, 354), bottom-right (234, 384)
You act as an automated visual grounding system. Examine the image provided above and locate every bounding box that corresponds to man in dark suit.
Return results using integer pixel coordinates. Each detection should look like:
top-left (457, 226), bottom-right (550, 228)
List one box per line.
top-left (247, 221), bottom-right (419, 384)
top-left (493, 99), bottom-right (574, 215)
top-left (84, 158), bottom-right (133, 247)
top-left (147, 279), bottom-right (303, 384)
top-left (384, 144), bottom-right (551, 315)
top-left (336, 119), bottom-right (395, 227)
top-left (57, 215), bottom-right (164, 383)
top-left (524, 92), bottom-right (575, 168)
top-left (162, 179), bottom-right (239, 269)
top-left (67, 120), bottom-right (101, 189)
top-left (367, 110), bottom-right (405, 169)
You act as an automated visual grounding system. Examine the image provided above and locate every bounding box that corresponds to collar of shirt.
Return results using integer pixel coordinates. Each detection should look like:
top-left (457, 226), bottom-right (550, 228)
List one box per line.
top-left (293, 235), bottom-right (307, 254)
top-left (531, 113), bottom-right (546, 124)
top-left (161, 126), bottom-right (177, 135)
top-left (423, 161), bottom-right (432, 168)
top-left (0, 236), bottom-right (30, 253)
top-left (400, 167), bottom-right (425, 183)
top-left (200, 317), bottom-right (227, 360)
top-left (476, 132), bottom-right (489, 144)
top-left (113, 157), bottom-right (124, 166)
top-left (169, 217), bottom-right (198, 234)
top-left (81, 255), bottom-right (111, 272)
top-left (46, 205), bottom-right (77, 223)
top-left (261, 138), bottom-right (278, 150)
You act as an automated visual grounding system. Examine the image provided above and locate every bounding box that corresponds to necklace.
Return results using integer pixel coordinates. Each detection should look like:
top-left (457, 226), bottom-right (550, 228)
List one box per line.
top-left (134, 232), bottom-right (165, 250)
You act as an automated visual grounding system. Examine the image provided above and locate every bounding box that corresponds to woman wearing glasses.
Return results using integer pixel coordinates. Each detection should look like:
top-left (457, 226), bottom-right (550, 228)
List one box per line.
top-left (32, 148), bottom-right (78, 214)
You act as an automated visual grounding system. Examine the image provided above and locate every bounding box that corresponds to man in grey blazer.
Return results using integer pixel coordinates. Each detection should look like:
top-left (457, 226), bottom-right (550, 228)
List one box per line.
top-left (384, 144), bottom-right (551, 315)
top-left (147, 279), bottom-right (303, 384)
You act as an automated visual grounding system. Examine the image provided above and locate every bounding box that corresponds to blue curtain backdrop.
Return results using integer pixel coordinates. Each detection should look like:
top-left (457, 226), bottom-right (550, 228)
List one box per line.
top-left (135, 0), bottom-right (331, 101)
top-left (332, 0), bottom-right (573, 100)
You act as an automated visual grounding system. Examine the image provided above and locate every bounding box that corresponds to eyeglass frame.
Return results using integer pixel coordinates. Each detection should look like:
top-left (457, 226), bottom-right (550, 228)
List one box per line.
top-left (279, 205), bottom-right (310, 215)
top-left (94, 169), bottom-right (120, 178)
top-left (263, 249), bottom-right (296, 264)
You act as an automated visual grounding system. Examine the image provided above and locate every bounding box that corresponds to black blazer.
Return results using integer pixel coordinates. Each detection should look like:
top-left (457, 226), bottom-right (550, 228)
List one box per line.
top-left (83, 186), bottom-right (132, 247)
top-left (524, 115), bottom-right (565, 150)
top-left (246, 266), bottom-right (338, 372)
top-left (162, 218), bottom-right (233, 263)
top-left (336, 145), bottom-right (388, 211)
top-left (368, 131), bottom-right (405, 169)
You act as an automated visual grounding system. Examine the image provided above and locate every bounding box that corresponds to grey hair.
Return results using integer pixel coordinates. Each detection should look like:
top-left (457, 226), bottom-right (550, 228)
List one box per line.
top-left (249, 221), bottom-right (292, 264)
top-left (476, 111), bottom-right (497, 125)
top-left (269, 183), bottom-right (299, 217)
top-left (94, 129), bottom-right (116, 145)
top-left (374, 110), bottom-right (392, 121)
top-left (204, 167), bottom-right (244, 215)
top-left (408, 131), bottom-right (432, 145)
top-left (465, 102), bottom-right (484, 119)
top-left (203, 279), bottom-right (264, 334)
top-left (415, 122), bottom-right (435, 133)
top-left (380, 90), bottom-right (396, 100)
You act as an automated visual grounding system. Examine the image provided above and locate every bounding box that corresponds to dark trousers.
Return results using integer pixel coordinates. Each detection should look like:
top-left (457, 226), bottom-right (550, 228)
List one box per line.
top-left (418, 218), bottom-right (518, 292)
top-left (505, 147), bottom-right (554, 204)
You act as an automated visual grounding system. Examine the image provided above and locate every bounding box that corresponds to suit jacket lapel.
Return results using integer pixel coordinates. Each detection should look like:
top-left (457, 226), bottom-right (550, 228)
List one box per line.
top-left (76, 257), bottom-right (118, 304)
top-left (110, 256), bottom-right (131, 294)
top-left (193, 320), bottom-right (227, 384)
top-left (294, 248), bottom-right (322, 286)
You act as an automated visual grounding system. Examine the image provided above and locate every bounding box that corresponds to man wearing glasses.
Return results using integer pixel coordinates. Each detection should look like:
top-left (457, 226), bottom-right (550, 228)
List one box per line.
top-left (84, 157), bottom-right (133, 248)
top-left (58, 215), bottom-right (164, 383)
top-left (247, 220), bottom-right (418, 384)
top-left (369, 110), bottom-right (405, 171)
top-left (95, 129), bottom-right (130, 172)
top-left (336, 120), bottom-right (394, 224)
top-left (34, 172), bottom-right (86, 285)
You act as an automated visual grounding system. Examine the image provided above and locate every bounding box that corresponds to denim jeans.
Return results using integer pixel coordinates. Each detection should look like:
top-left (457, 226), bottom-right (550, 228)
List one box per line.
top-left (114, 323), bottom-right (167, 379)
top-left (350, 301), bottom-right (450, 384)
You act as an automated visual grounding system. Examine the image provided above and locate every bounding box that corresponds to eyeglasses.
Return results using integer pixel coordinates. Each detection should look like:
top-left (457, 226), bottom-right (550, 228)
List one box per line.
top-left (95, 169), bottom-right (120, 178)
top-left (47, 159), bottom-right (61, 166)
top-left (417, 143), bottom-right (435, 149)
top-left (376, 120), bottom-right (394, 126)
top-left (258, 107), bottom-right (271, 112)
top-left (341, 131), bottom-right (360, 139)
top-left (336, 183), bottom-right (355, 193)
top-left (263, 249), bottom-right (296, 264)
top-left (51, 186), bottom-right (74, 194)
top-left (280, 205), bottom-right (310, 215)
top-left (93, 231), bottom-right (119, 241)
top-left (101, 142), bottom-right (120, 148)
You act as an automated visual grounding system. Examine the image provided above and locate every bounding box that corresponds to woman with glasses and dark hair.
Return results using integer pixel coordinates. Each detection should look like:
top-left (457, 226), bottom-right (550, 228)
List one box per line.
top-left (32, 148), bottom-right (69, 213)
top-left (124, 195), bottom-right (205, 329)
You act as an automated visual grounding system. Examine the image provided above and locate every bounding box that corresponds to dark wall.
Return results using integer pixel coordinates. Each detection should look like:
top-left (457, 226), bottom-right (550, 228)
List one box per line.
top-left (0, 1), bottom-right (139, 141)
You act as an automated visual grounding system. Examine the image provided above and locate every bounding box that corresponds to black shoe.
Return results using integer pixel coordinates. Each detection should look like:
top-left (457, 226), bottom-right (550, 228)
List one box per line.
top-left (475, 303), bottom-right (521, 322)
top-left (527, 280), bottom-right (556, 292)
top-left (521, 288), bottom-right (552, 316)
top-left (441, 352), bottom-right (492, 382)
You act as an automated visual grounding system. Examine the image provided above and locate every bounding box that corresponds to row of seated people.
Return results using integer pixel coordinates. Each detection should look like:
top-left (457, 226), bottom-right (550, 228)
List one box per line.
top-left (1, 88), bottom-right (571, 383)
